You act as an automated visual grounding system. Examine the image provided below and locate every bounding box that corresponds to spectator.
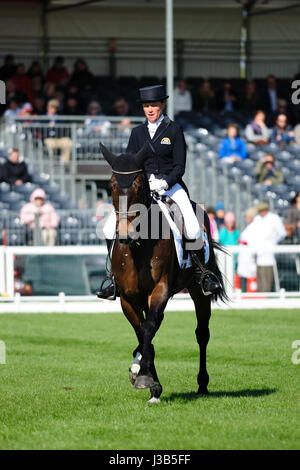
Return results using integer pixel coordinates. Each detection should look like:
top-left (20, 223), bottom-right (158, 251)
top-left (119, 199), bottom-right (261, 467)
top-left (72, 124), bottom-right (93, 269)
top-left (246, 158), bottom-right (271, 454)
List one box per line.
top-left (116, 118), bottom-right (132, 137)
top-left (269, 98), bottom-right (295, 129)
top-left (17, 102), bottom-right (35, 118)
top-left (20, 188), bottom-right (60, 246)
top-left (112, 97), bottom-right (132, 116)
top-left (219, 212), bottom-right (240, 246)
top-left (44, 99), bottom-right (72, 163)
top-left (0, 147), bottom-right (31, 187)
top-left (195, 80), bottom-right (216, 112)
top-left (111, 97), bottom-right (133, 135)
top-left (239, 80), bottom-right (261, 113)
top-left (284, 192), bottom-right (300, 242)
top-left (70, 58), bottom-right (94, 91)
top-left (63, 96), bottom-right (81, 115)
top-left (11, 63), bottom-right (33, 104)
top-left (249, 201), bottom-right (286, 292)
top-left (216, 81), bottom-right (238, 112)
top-left (0, 54), bottom-right (16, 82)
top-left (66, 82), bottom-right (79, 100)
top-left (206, 206), bottom-right (219, 241)
top-left (237, 207), bottom-right (257, 292)
top-left (254, 153), bottom-right (284, 186)
top-left (27, 61), bottom-right (44, 82)
top-left (43, 81), bottom-right (57, 102)
top-left (244, 110), bottom-right (270, 145)
top-left (215, 202), bottom-right (225, 230)
top-left (31, 76), bottom-right (44, 100)
top-left (3, 98), bottom-right (20, 125)
top-left (219, 123), bottom-right (248, 162)
top-left (33, 95), bottom-right (46, 115)
top-left (84, 101), bottom-right (111, 136)
top-left (5, 78), bottom-right (20, 103)
top-left (46, 56), bottom-right (69, 86)
top-left (270, 113), bottom-right (295, 148)
top-left (173, 79), bottom-right (192, 115)
top-left (261, 74), bottom-right (280, 116)
top-left (292, 122), bottom-right (300, 146)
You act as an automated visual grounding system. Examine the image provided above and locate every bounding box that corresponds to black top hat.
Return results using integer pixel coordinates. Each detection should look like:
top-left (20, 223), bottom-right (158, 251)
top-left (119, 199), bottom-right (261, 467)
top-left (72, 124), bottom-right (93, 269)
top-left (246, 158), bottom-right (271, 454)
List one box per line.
top-left (137, 85), bottom-right (169, 103)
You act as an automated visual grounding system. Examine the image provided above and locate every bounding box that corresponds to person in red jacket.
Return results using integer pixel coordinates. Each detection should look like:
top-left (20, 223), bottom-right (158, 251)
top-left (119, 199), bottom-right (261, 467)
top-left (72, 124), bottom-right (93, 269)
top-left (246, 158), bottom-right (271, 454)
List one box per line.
top-left (46, 56), bottom-right (69, 86)
top-left (11, 63), bottom-right (33, 104)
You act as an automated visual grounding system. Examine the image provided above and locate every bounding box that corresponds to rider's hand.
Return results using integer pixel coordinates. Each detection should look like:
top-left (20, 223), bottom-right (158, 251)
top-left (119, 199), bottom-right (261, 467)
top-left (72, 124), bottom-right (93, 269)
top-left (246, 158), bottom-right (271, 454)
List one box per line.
top-left (149, 179), bottom-right (168, 193)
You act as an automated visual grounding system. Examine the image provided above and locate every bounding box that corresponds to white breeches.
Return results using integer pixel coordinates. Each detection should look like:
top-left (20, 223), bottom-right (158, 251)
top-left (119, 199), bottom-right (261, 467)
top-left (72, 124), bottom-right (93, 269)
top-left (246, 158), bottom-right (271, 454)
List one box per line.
top-left (103, 181), bottom-right (201, 241)
top-left (163, 183), bottom-right (201, 239)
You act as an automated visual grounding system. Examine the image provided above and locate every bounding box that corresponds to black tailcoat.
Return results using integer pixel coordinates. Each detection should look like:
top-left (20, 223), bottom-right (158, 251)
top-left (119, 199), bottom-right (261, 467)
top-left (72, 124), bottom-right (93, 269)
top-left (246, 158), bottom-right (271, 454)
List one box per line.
top-left (126, 115), bottom-right (187, 189)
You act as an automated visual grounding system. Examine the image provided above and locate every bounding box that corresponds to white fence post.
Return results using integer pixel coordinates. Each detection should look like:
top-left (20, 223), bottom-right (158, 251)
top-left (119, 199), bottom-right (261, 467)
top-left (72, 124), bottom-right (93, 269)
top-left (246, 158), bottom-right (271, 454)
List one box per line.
top-left (0, 247), bottom-right (5, 296)
top-left (5, 248), bottom-right (15, 298)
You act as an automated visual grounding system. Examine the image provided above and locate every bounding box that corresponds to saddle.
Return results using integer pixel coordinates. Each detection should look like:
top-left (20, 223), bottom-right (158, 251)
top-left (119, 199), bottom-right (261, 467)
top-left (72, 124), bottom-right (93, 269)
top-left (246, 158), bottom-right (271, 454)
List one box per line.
top-left (152, 195), bottom-right (209, 267)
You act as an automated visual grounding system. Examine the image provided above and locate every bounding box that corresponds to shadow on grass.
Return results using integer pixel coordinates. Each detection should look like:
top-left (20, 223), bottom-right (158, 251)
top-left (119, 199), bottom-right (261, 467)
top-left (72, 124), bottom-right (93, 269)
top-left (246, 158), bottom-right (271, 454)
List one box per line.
top-left (164, 388), bottom-right (277, 403)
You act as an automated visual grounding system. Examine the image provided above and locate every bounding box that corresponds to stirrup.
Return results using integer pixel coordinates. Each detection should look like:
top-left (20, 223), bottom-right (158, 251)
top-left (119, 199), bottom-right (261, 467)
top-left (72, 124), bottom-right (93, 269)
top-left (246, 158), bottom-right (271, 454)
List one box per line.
top-left (190, 252), bottom-right (221, 296)
top-left (199, 270), bottom-right (221, 296)
top-left (97, 276), bottom-right (117, 300)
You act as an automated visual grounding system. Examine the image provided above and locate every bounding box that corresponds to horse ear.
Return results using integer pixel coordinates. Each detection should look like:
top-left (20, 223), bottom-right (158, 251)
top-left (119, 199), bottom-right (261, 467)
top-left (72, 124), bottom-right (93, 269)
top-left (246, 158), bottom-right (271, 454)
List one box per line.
top-left (134, 143), bottom-right (149, 168)
top-left (99, 142), bottom-right (117, 167)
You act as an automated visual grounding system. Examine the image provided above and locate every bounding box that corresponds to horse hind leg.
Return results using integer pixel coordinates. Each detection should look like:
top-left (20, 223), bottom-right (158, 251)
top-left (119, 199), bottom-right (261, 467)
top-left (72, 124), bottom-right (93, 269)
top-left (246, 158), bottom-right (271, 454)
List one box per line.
top-left (188, 283), bottom-right (211, 395)
top-left (148, 360), bottom-right (163, 404)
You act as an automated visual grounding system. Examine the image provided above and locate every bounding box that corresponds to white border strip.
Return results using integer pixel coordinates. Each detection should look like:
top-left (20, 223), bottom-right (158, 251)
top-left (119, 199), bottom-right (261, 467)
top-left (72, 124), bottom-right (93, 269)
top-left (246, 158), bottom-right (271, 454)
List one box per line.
top-left (0, 297), bottom-right (299, 313)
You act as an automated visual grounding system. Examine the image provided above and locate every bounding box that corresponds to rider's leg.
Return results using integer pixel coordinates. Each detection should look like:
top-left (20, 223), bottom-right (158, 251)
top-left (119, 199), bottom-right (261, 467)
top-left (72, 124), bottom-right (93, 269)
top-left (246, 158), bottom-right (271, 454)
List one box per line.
top-left (97, 238), bottom-right (119, 300)
top-left (97, 211), bottom-right (118, 300)
top-left (164, 184), bottom-right (221, 294)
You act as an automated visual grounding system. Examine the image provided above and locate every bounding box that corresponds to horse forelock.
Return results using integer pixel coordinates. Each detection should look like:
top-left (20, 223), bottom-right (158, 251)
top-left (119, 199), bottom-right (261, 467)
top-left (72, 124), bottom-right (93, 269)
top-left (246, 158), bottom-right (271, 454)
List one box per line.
top-left (111, 172), bottom-right (151, 210)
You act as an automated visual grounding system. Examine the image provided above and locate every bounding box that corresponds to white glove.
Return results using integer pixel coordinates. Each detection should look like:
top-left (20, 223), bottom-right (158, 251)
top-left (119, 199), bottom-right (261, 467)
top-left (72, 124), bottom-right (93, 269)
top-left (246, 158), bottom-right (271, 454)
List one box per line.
top-left (149, 178), bottom-right (168, 193)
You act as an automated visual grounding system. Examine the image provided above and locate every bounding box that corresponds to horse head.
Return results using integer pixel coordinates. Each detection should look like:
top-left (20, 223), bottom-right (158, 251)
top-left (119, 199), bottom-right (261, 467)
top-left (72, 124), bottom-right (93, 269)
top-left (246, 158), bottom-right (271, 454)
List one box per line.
top-left (100, 143), bottom-right (150, 244)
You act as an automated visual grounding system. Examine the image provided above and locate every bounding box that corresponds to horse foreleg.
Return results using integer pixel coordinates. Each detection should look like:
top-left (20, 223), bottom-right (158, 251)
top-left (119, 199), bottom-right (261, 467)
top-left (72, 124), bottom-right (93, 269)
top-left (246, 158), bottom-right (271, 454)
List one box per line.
top-left (134, 282), bottom-right (168, 400)
top-left (120, 295), bottom-right (144, 386)
top-left (188, 283), bottom-right (211, 395)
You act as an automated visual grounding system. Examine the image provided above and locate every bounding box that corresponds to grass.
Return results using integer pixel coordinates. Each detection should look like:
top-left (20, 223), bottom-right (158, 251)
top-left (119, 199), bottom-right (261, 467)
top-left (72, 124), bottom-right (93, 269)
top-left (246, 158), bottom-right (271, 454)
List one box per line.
top-left (0, 309), bottom-right (299, 450)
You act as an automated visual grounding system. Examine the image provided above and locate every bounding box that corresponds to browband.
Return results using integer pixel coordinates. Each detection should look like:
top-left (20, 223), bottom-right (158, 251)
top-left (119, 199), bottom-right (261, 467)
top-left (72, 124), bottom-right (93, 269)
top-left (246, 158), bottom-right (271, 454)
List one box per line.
top-left (112, 169), bottom-right (143, 175)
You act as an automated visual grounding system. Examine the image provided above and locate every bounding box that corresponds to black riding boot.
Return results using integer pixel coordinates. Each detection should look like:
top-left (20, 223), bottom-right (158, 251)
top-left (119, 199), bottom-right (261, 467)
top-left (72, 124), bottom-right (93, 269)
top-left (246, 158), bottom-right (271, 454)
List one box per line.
top-left (189, 250), bottom-right (221, 296)
top-left (97, 239), bottom-right (118, 300)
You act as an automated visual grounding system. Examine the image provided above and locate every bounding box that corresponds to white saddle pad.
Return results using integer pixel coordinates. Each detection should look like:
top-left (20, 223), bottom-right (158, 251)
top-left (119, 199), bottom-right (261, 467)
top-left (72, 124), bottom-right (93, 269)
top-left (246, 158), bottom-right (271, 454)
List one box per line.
top-left (155, 198), bottom-right (209, 269)
top-left (102, 202), bottom-right (210, 269)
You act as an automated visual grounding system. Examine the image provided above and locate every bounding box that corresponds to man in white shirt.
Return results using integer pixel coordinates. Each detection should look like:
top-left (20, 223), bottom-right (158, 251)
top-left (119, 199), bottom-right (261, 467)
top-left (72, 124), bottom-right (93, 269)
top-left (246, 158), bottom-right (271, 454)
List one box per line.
top-left (243, 201), bottom-right (286, 292)
top-left (173, 79), bottom-right (192, 116)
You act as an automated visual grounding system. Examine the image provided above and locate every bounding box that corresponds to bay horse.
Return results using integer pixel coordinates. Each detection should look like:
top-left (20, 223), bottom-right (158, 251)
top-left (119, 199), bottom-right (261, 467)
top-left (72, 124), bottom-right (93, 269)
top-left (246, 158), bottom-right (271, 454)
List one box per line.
top-left (100, 143), bottom-right (227, 403)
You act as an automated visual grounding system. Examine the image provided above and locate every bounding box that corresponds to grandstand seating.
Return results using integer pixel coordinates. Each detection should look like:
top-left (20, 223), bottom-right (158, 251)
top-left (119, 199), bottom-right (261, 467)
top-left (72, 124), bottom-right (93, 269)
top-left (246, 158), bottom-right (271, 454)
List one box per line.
top-left (1, 103), bottom-right (300, 245)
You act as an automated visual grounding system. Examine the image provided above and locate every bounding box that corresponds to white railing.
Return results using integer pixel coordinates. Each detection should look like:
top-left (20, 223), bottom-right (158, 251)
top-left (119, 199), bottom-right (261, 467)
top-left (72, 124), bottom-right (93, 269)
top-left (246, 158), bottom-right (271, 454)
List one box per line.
top-left (0, 245), bottom-right (300, 302)
top-left (224, 245), bottom-right (300, 299)
top-left (0, 246), bottom-right (5, 296)
top-left (3, 245), bottom-right (107, 298)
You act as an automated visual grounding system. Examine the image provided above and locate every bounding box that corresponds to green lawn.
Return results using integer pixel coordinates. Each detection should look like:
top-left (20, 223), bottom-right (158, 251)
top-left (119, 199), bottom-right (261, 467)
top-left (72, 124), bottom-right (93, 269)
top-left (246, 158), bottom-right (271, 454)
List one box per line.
top-left (0, 309), bottom-right (299, 450)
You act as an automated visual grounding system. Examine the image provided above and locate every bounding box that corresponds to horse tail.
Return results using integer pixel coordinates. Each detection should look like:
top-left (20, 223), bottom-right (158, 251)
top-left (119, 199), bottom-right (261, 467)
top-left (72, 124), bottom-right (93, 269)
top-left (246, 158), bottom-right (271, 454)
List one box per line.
top-left (209, 240), bottom-right (230, 303)
top-left (203, 210), bottom-right (230, 304)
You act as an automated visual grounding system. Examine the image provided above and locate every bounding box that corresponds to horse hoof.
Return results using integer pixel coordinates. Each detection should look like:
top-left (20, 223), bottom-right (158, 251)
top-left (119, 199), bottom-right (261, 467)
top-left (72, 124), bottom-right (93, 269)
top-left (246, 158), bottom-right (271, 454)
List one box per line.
top-left (134, 375), bottom-right (154, 389)
top-left (197, 388), bottom-right (209, 396)
top-left (148, 397), bottom-right (161, 404)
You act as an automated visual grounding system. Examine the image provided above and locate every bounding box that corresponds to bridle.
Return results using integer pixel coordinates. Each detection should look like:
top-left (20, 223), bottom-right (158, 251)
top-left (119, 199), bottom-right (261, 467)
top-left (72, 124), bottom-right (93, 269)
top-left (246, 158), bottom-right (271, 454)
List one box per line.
top-left (112, 169), bottom-right (153, 242)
